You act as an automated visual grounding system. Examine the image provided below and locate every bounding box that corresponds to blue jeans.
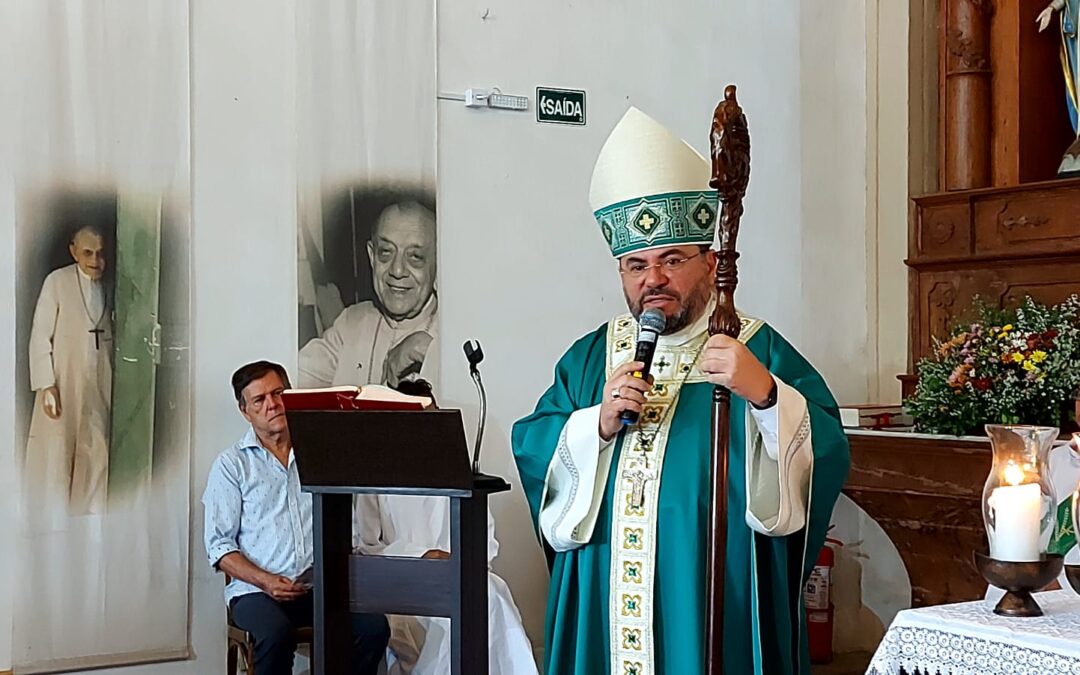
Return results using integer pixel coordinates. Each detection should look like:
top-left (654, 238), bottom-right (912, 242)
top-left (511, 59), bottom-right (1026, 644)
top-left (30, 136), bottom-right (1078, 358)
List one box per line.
top-left (230, 591), bottom-right (389, 675)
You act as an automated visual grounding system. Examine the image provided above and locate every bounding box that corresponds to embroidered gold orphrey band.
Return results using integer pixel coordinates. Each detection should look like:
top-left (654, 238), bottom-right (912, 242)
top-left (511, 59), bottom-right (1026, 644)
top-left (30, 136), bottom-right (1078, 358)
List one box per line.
top-left (605, 312), bottom-right (762, 675)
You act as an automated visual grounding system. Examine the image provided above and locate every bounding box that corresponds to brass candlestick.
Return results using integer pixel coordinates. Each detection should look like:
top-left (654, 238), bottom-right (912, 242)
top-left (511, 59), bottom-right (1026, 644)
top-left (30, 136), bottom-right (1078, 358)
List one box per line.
top-left (974, 552), bottom-right (1063, 617)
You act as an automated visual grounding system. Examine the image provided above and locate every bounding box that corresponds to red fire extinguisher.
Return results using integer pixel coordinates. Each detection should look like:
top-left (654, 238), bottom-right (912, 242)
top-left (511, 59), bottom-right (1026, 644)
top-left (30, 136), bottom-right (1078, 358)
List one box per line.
top-left (805, 533), bottom-right (842, 664)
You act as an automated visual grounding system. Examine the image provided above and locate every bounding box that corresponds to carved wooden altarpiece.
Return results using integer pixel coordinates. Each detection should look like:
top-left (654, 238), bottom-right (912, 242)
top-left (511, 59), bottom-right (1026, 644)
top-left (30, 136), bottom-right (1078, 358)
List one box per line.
top-left (845, 0), bottom-right (1079, 612)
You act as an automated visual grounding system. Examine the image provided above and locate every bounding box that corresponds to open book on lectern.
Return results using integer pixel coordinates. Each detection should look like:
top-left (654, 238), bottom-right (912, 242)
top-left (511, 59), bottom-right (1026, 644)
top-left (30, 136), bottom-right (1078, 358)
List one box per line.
top-left (281, 384), bottom-right (433, 412)
top-left (285, 397), bottom-right (473, 492)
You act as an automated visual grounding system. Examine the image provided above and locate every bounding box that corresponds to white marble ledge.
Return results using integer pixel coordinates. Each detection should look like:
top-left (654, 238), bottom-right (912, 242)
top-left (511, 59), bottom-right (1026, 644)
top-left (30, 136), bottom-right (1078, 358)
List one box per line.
top-left (844, 427), bottom-right (989, 443)
top-left (845, 427), bottom-right (1073, 448)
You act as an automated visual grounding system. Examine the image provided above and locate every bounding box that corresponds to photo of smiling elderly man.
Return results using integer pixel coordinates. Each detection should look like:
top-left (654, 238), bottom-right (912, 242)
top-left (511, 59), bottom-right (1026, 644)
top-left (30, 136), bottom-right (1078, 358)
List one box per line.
top-left (298, 187), bottom-right (437, 390)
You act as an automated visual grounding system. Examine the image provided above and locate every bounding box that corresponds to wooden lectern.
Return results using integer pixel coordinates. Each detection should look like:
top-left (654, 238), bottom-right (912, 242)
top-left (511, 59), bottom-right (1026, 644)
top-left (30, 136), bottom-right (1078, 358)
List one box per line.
top-left (287, 408), bottom-right (509, 675)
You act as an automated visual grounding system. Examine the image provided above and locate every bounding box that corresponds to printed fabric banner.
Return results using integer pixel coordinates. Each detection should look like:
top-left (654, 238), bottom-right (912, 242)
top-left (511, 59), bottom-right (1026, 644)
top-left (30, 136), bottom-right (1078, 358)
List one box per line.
top-left (296, 1), bottom-right (438, 392)
top-left (4, 2), bottom-right (192, 671)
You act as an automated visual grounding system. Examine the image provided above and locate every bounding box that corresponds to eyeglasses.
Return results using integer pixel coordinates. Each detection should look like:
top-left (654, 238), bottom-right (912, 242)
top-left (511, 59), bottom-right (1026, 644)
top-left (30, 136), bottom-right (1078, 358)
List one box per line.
top-left (619, 252), bottom-right (706, 280)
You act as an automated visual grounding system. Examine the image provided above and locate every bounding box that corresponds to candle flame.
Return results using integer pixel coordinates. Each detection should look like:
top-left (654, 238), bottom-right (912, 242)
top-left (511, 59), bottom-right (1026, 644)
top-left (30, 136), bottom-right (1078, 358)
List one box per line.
top-left (1003, 461), bottom-right (1026, 486)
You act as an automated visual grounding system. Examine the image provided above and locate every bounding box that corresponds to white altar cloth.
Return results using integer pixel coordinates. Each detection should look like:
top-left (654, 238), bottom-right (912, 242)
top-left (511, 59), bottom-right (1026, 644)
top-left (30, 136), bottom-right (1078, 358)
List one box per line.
top-left (868, 590), bottom-right (1080, 675)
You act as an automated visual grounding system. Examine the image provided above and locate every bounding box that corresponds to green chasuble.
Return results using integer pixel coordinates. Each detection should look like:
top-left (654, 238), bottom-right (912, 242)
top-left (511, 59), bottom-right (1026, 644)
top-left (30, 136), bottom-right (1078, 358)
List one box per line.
top-left (512, 313), bottom-right (850, 675)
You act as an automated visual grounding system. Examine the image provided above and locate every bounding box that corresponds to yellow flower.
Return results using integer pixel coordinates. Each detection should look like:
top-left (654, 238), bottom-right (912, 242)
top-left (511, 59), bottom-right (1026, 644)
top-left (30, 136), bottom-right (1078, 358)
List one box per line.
top-left (1031, 350), bottom-right (1048, 363)
top-left (1003, 324), bottom-right (1013, 332)
top-left (1023, 360), bottom-right (1037, 372)
top-left (1011, 352), bottom-right (1025, 364)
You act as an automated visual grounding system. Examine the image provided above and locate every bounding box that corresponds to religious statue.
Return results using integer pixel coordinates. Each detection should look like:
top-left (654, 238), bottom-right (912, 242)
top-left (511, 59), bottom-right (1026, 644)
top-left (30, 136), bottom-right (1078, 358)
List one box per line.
top-left (1038, 0), bottom-right (1080, 174)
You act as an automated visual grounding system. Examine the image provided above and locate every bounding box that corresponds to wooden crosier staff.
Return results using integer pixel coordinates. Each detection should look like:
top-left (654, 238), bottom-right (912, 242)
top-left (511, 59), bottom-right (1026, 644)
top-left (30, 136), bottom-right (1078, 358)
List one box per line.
top-left (705, 84), bottom-right (751, 675)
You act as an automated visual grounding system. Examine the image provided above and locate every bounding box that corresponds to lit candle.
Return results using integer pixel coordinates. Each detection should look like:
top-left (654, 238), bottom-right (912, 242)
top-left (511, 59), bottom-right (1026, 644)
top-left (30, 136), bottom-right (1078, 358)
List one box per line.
top-left (987, 461), bottom-right (1043, 562)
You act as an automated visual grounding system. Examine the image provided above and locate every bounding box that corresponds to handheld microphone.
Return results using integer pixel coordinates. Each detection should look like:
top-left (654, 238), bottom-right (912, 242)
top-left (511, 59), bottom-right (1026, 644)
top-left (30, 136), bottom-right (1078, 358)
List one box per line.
top-left (620, 308), bottom-right (667, 426)
top-left (463, 340), bottom-right (487, 473)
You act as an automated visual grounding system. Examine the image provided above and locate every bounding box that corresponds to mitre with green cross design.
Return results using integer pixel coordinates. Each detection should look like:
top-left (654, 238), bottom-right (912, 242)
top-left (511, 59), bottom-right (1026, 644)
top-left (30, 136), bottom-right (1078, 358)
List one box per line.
top-left (589, 106), bottom-right (719, 258)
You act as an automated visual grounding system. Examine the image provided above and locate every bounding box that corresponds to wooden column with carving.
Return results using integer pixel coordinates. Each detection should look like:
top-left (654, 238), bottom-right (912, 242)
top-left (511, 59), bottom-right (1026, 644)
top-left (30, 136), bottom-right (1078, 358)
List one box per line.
top-left (940, 0), bottom-right (993, 191)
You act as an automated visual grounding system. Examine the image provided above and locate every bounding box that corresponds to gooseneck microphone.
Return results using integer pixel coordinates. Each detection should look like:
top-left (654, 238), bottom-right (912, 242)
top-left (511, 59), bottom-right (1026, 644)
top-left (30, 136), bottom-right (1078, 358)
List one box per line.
top-left (620, 308), bottom-right (667, 426)
top-left (463, 340), bottom-right (487, 474)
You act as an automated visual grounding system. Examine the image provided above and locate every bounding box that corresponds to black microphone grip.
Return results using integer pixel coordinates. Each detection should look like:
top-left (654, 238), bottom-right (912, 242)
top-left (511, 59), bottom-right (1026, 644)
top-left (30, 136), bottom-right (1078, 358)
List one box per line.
top-left (620, 334), bottom-right (658, 426)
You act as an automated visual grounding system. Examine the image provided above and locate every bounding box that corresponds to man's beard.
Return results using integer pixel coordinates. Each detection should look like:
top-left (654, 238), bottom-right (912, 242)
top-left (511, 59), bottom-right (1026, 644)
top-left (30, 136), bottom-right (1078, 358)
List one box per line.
top-left (625, 277), bottom-right (713, 335)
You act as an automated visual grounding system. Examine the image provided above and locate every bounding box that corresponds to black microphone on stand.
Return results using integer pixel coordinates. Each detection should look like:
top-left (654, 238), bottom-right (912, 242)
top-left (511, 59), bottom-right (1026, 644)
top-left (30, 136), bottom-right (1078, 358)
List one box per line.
top-left (620, 308), bottom-right (667, 426)
top-left (463, 340), bottom-right (487, 474)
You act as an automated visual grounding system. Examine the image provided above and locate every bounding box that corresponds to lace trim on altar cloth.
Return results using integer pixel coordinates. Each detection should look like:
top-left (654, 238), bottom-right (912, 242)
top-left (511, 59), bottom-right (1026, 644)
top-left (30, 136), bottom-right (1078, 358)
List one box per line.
top-left (867, 625), bottom-right (1080, 675)
top-left (868, 591), bottom-right (1080, 675)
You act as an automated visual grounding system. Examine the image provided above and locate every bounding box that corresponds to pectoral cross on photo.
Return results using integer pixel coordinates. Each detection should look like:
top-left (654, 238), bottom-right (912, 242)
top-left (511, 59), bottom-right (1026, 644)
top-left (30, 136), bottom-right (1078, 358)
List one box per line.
top-left (623, 457), bottom-right (657, 509)
top-left (90, 327), bottom-right (105, 350)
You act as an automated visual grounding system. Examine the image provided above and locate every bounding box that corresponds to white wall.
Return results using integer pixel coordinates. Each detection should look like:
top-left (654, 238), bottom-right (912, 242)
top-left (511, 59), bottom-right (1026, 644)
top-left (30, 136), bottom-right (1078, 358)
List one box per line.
top-left (866, 0), bottom-right (913, 405)
top-left (826, 0), bottom-right (915, 653)
top-left (1, 8), bottom-right (19, 671)
top-left (799, 0), bottom-right (873, 404)
top-left (0, 0), bottom-right (894, 671)
top-left (0, 26), bottom-right (16, 667)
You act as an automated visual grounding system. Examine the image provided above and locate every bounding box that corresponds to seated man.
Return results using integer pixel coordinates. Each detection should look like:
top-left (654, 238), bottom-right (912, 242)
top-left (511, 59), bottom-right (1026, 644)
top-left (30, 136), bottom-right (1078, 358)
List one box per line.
top-left (203, 360), bottom-right (391, 675)
top-left (353, 380), bottom-right (538, 675)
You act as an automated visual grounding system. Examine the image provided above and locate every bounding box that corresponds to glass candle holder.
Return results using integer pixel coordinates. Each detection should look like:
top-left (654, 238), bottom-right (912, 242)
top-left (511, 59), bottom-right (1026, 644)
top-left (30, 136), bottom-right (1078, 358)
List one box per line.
top-left (982, 424), bottom-right (1058, 562)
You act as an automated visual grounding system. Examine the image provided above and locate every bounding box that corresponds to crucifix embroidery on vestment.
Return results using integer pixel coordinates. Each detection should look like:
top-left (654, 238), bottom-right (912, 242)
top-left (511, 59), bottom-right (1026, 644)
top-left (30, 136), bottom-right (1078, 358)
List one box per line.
top-left (622, 457), bottom-right (657, 509)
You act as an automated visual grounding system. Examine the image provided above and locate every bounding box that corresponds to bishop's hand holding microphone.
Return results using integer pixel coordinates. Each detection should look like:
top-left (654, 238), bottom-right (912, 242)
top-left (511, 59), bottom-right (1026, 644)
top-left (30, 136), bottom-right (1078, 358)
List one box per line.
top-left (598, 308), bottom-right (666, 441)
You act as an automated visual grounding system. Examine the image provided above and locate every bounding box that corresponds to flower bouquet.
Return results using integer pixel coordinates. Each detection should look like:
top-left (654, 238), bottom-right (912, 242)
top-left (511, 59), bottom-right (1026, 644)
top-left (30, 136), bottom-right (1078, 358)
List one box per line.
top-left (906, 295), bottom-right (1080, 436)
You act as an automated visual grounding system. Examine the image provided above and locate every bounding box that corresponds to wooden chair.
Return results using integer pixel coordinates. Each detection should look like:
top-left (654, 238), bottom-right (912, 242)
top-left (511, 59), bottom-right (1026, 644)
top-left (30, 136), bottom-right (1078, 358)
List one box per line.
top-left (224, 575), bottom-right (314, 675)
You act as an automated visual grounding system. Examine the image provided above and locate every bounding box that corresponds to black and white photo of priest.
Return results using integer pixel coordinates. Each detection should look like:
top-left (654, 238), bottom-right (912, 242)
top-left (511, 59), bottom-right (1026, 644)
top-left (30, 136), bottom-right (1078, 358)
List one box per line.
top-left (298, 186), bottom-right (438, 389)
top-left (24, 221), bottom-right (114, 523)
top-left (14, 187), bottom-right (195, 671)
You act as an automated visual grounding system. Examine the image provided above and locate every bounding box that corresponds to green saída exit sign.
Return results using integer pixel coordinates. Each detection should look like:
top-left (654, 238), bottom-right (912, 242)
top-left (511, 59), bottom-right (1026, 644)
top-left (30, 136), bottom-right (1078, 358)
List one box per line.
top-left (536, 87), bottom-right (586, 126)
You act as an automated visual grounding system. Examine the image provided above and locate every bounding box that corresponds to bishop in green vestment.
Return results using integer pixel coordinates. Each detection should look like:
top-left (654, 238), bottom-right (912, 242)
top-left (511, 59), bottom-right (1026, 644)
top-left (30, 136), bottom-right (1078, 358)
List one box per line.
top-left (511, 107), bottom-right (850, 675)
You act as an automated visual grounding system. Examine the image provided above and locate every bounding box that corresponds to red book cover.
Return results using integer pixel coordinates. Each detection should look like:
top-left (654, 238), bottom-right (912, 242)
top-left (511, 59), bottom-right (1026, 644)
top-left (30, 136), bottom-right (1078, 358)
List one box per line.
top-left (281, 385), bottom-right (431, 412)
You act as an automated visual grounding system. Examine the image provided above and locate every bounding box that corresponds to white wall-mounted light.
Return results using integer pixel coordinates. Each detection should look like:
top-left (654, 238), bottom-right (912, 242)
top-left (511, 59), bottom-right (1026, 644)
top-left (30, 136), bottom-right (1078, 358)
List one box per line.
top-left (438, 87), bottom-right (528, 111)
